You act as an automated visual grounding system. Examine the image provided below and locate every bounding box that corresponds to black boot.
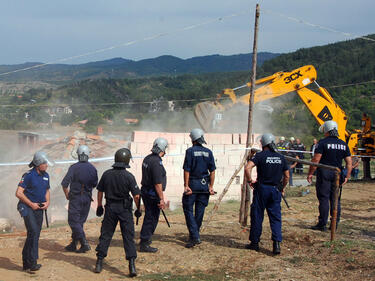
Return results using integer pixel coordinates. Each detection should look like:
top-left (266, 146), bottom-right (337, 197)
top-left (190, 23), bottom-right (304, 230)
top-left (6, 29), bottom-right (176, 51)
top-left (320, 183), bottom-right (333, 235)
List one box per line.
top-left (273, 241), bottom-right (281, 255)
top-left (139, 242), bottom-right (158, 253)
top-left (22, 260), bottom-right (30, 271)
top-left (65, 240), bottom-right (77, 252)
top-left (311, 223), bottom-right (327, 232)
top-left (128, 258), bottom-right (137, 277)
top-left (76, 238), bottom-right (91, 253)
top-left (29, 263), bottom-right (42, 271)
top-left (94, 258), bottom-right (103, 273)
top-left (185, 238), bottom-right (201, 248)
top-left (245, 242), bottom-right (259, 251)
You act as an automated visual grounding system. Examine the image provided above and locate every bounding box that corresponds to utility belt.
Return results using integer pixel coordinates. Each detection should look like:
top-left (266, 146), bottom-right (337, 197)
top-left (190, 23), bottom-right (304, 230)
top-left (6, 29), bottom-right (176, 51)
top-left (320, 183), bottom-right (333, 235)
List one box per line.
top-left (69, 182), bottom-right (92, 196)
top-left (189, 176), bottom-right (210, 191)
top-left (106, 196), bottom-right (133, 209)
top-left (256, 182), bottom-right (282, 191)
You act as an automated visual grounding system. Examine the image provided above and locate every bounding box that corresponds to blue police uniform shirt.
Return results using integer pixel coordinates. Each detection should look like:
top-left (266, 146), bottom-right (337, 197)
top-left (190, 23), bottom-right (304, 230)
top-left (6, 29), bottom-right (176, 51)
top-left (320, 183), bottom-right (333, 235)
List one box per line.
top-left (314, 136), bottom-right (351, 168)
top-left (141, 153), bottom-right (167, 196)
top-left (183, 144), bottom-right (216, 180)
top-left (251, 150), bottom-right (288, 186)
top-left (18, 167), bottom-right (50, 203)
top-left (61, 161), bottom-right (98, 195)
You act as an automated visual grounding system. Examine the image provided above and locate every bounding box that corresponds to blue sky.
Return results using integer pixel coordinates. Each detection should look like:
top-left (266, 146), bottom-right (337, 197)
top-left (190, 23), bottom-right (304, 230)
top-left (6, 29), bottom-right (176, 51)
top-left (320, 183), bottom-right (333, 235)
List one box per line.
top-left (0, 0), bottom-right (374, 64)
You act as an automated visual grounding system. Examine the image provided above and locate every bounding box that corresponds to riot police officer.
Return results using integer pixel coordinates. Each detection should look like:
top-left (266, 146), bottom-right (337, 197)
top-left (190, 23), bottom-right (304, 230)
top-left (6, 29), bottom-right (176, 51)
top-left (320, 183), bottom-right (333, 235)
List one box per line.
top-left (182, 128), bottom-right (216, 248)
top-left (16, 151), bottom-right (52, 272)
top-left (61, 145), bottom-right (98, 253)
top-left (245, 134), bottom-right (289, 254)
top-left (139, 138), bottom-right (168, 253)
top-left (94, 148), bottom-right (140, 277)
top-left (307, 121), bottom-right (352, 231)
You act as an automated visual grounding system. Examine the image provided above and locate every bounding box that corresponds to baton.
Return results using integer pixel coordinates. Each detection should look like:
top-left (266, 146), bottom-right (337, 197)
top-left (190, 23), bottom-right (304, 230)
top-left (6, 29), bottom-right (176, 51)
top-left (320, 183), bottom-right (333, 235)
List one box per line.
top-left (184, 191), bottom-right (217, 195)
top-left (281, 194), bottom-right (290, 209)
top-left (45, 209), bottom-right (49, 228)
top-left (161, 209), bottom-right (170, 228)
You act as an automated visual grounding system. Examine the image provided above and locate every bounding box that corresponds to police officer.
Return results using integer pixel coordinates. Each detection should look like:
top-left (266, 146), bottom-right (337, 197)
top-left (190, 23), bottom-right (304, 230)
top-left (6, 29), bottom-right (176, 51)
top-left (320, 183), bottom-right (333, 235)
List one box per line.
top-left (61, 145), bottom-right (98, 253)
top-left (139, 137), bottom-right (168, 253)
top-left (182, 128), bottom-right (216, 248)
top-left (94, 148), bottom-right (140, 277)
top-left (245, 134), bottom-right (289, 254)
top-left (307, 121), bottom-right (352, 231)
top-left (16, 151), bottom-right (52, 272)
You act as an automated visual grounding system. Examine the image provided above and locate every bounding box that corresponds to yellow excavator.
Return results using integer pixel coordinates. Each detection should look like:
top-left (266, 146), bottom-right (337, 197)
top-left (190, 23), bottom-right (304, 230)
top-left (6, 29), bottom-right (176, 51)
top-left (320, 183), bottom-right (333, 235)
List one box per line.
top-left (194, 65), bottom-right (375, 178)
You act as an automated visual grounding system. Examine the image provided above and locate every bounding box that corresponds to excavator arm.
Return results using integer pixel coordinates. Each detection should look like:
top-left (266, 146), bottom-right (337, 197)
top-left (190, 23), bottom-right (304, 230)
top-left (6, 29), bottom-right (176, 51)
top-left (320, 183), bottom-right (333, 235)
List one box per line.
top-left (194, 64), bottom-right (375, 177)
top-left (195, 65), bottom-right (318, 132)
top-left (194, 65), bottom-right (350, 146)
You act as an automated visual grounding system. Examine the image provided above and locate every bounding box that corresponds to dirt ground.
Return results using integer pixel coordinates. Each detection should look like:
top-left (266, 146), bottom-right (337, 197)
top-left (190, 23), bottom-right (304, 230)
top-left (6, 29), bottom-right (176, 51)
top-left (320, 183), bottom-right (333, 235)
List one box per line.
top-left (0, 181), bottom-right (374, 281)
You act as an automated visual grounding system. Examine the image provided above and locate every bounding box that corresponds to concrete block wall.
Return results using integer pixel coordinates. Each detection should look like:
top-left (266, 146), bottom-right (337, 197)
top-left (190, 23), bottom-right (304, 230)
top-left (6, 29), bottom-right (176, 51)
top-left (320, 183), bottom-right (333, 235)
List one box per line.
top-left (129, 131), bottom-right (260, 203)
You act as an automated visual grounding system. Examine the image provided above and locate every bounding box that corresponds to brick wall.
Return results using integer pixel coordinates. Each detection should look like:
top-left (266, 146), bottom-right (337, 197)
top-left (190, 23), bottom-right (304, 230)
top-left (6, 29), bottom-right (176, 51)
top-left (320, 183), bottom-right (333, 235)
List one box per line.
top-left (128, 131), bottom-right (260, 203)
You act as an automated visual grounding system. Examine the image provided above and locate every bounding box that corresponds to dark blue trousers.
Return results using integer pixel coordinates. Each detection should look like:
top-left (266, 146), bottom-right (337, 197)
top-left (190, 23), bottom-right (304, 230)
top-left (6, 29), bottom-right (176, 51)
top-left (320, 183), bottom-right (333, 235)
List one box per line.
top-left (182, 193), bottom-right (209, 241)
top-left (250, 184), bottom-right (282, 243)
top-left (96, 203), bottom-right (136, 260)
top-left (140, 193), bottom-right (160, 243)
top-left (316, 169), bottom-right (341, 226)
top-left (68, 194), bottom-right (91, 240)
top-left (22, 208), bottom-right (43, 267)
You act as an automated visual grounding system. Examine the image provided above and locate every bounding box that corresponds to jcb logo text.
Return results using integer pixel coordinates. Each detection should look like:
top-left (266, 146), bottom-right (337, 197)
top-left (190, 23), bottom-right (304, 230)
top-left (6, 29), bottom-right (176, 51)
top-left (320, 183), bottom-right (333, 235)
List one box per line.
top-left (284, 71), bottom-right (302, 84)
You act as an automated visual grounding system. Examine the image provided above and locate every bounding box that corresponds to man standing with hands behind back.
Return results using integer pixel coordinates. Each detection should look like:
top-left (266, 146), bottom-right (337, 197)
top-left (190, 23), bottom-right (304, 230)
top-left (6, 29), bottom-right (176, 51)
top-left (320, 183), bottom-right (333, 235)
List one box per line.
top-left (182, 128), bottom-right (216, 248)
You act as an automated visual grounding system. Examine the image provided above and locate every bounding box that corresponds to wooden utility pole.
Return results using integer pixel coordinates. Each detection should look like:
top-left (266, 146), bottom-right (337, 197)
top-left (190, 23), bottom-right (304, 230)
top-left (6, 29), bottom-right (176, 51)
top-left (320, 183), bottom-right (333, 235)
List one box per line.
top-left (239, 4), bottom-right (260, 226)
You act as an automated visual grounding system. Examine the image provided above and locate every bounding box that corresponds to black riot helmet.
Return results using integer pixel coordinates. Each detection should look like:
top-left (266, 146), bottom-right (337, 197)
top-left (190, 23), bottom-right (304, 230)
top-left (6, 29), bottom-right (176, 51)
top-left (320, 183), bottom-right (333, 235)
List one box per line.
top-left (112, 148), bottom-right (132, 168)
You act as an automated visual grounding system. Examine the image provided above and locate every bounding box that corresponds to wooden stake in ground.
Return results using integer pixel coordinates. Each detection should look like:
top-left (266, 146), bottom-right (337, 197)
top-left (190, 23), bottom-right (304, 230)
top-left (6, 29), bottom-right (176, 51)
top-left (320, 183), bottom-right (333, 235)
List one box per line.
top-left (202, 151), bottom-right (251, 233)
top-left (239, 3), bottom-right (260, 226)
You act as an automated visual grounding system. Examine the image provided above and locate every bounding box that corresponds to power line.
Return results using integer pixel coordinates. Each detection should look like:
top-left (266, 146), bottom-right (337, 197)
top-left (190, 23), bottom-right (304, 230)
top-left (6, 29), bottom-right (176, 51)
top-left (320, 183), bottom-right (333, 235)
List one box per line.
top-left (0, 11), bottom-right (248, 77)
top-left (263, 9), bottom-right (375, 43)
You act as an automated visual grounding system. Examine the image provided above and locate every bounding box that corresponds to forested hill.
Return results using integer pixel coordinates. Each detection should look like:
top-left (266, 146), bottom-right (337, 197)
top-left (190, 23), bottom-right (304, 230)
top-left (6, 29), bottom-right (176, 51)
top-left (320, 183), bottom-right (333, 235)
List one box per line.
top-left (0, 52), bottom-right (278, 83)
top-left (1, 34), bottom-right (374, 140)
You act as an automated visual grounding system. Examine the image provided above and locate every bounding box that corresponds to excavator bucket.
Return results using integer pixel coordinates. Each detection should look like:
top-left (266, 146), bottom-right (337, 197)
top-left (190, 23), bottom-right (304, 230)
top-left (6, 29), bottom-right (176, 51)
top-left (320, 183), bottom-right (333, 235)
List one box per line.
top-left (194, 101), bottom-right (221, 132)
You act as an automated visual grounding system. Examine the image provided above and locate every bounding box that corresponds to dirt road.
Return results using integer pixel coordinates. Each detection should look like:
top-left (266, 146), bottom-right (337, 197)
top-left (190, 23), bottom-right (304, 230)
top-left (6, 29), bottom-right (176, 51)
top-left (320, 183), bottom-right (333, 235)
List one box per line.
top-left (0, 182), bottom-right (374, 280)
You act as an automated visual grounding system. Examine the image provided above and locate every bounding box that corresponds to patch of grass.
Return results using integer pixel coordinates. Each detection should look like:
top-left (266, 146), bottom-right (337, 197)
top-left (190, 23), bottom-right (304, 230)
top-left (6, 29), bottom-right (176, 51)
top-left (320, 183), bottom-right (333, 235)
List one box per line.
top-left (140, 268), bottom-right (264, 281)
top-left (287, 256), bottom-right (304, 265)
top-left (346, 257), bottom-right (355, 263)
top-left (323, 239), bottom-right (358, 254)
top-left (284, 255), bottom-right (314, 266)
top-left (139, 271), bottom-right (232, 281)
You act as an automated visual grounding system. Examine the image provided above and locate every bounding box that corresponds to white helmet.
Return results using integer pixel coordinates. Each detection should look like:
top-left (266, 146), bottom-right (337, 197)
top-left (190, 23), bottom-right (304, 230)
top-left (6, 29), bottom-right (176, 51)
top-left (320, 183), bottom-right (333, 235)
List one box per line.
top-left (189, 128), bottom-right (207, 144)
top-left (77, 145), bottom-right (90, 162)
top-left (280, 136), bottom-right (285, 141)
top-left (261, 133), bottom-right (276, 147)
top-left (319, 120), bottom-right (338, 133)
top-left (29, 151), bottom-right (53, 167)
top-left (261, 133), bottom-right (277, 152)
top-left (319, 120), bottom-right (338, 136)
top-left (290, 137), bottom-right (295, 142)
top-left (151, 137), bottom-right (168, 154)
